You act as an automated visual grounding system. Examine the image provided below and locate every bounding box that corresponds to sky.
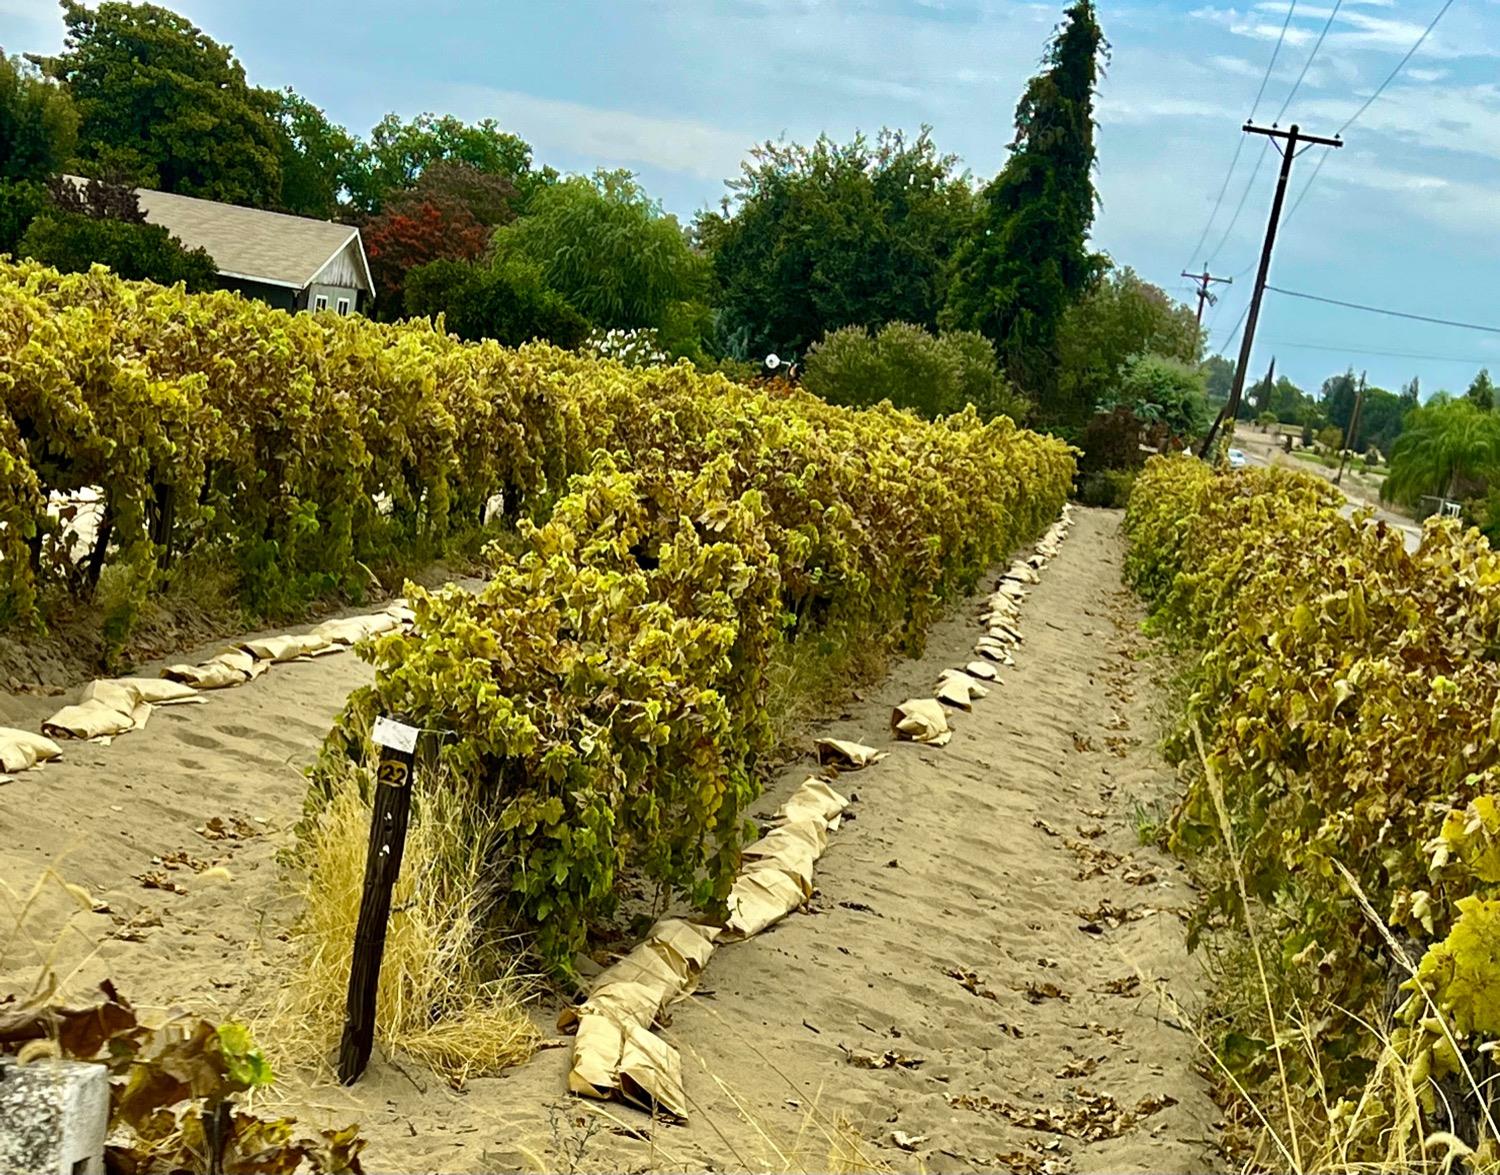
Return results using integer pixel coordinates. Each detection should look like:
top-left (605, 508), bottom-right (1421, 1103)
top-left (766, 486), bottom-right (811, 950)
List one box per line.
top-left (3, 0), bottom-right (1499, 396)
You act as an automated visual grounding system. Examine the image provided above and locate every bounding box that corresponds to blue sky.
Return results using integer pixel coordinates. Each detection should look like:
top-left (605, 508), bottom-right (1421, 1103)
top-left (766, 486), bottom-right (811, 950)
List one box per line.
top-left (3, 0), bottom-right (1498, 396)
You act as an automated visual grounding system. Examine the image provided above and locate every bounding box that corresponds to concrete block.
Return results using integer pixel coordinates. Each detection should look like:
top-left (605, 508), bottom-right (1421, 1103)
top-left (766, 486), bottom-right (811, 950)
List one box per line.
top-left (0, 1057), bottom-right (109, 1175)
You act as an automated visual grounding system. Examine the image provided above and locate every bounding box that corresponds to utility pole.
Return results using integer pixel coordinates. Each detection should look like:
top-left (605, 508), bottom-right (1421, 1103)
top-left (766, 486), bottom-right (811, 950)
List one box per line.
top-left (1182, 267), bottom-right (1233, 325)
top-left (1334, 371), bottom-right (1366, 486)
top-left (1200, 123), bottom-right (1342, 460)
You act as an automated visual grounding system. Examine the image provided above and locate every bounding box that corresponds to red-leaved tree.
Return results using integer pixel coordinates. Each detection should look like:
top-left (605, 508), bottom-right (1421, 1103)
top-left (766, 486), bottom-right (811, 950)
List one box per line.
top-left (362, 194), bottom-right (489, 318)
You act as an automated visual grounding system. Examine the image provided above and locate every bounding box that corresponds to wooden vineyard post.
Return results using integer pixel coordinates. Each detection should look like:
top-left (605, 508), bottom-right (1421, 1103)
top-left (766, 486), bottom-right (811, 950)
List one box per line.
top-left (337, 715), bottom-right (419, 1085)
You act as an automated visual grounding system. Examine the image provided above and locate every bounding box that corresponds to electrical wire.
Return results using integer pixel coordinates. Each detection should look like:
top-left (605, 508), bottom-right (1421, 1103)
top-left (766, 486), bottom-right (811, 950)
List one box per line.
top-left (1336, 0), bottom-right (1456, 136)
top-left (1251, 0), bottom-right (1300, 119)
top-left (1204, 139), bottom-right (1271, 266)
top-left (1181, 137), bottom-right (1247, 271)
top-left (1283, 0), bottom-right (1458, 225)
top-left (1178, 0), bottom-right (1300, 271)
top-left (1265, 339), bottom-right (1500, 364)
top-left (1214, 300), bottom-right (1253, 356)
top-left (1265, 285), bottom-right (1500, 335)
top-left (1273, 0), bottom-right (1343, 123)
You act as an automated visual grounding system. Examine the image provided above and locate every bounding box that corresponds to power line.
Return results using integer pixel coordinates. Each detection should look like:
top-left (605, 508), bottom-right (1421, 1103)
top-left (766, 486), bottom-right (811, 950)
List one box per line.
top-left (1336, 0), bottom-right (1456, 136)
top-left (1204, 139), bottom-right (1271, 265)
top-left (1265, 339), bottom-right (1500, 365)
top-left (1251, 0), bottom-right (1300, 118)
top-left (1265, 285), bottom-right (1500, 335)
top-left (1273, 0), bottom-right (1343, 124)
top-left (1283, 0), bottom-right (1457, 225)
top-left (1212, 299), bottom-right (1252, 356)
top-left (1178, 0), bottom-right (1300, 271)
top-left (1181, 137), bottom-right (1248, 270)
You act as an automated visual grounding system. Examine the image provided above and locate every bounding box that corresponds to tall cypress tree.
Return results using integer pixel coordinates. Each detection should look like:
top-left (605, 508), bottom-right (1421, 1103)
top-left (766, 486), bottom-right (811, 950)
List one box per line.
top-left (944, 0), bottom-right (1106, 408)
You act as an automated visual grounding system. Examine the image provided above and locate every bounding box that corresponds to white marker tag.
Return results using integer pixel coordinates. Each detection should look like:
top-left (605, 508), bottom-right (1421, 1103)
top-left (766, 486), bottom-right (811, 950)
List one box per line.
top-left (371, 716), bottom-right (419, 755)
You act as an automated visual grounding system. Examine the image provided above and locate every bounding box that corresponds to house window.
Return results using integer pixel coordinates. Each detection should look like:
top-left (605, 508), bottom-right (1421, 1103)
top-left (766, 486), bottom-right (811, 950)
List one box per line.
top-left (314, 294), bottom-right (328, 311)
top-left (336, 297), bottom-right (351, 316)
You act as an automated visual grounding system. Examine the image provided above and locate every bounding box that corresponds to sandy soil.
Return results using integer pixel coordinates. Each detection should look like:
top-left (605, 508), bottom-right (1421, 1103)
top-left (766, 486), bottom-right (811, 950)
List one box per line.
top-left (1, 509), bottom-right (1221, 1173)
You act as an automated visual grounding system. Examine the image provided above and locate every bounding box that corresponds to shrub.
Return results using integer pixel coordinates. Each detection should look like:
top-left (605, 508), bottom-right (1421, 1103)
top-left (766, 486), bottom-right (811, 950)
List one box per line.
top-left (803, 322), bottom-right (1024, 421)
top-left (1103, 352), bottom-right (1209, 440)
top-left (404, 257), bottom-right (590, 349)
top-left (0, 178), bottom-right (44, 254)
top-left (18, 210), bottom-right (218, 290)
top-left (1316, 424), bottom-right (1345, 452)
top-left (1076, 468), bottom-right (1135, 508)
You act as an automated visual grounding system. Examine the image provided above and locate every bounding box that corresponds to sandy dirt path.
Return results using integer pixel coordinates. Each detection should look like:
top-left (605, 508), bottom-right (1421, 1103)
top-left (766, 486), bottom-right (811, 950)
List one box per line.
top-left (1, 508), bottom-right (1220, 1173)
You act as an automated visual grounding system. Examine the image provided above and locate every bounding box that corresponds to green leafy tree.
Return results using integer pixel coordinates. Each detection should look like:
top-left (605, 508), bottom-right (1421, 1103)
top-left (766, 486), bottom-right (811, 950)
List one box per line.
top-left (268, 89), bottom-right (357, 220)
top-left (943, 0), bottom-right (1107, 403)
top-left (1466, 368), bottom-right (1495, 412)
top-left (1, 51), bottom-right (77, 183)
top-left (347, 113), bottom-right (549, 214)
top-left (404, 257), bottom-right (590, 348)
top-left (1321, 369), bottom-right (1360, 435)
top-left (19, 172), bottom-right (216, 287)
top-left (492, 171), bottom-right (707, 344)
top-left (0, 180), bottom-right (46, 254)
top-left (1383, 398), bottom-right (1500, 506)
top-left (803, 322), bottom-right (1023, 421)
top-left (1202, 354), bottom-right (1235, 405)
top-left (0, 52), bottom-right (78, 253)
top-left (1401, 376), bottom-right (1420, 408)
top-left (699, 127), bottom-right (977, 360)
top-left (1055, 265), bottom-right (1200, 418)
top-left (1103, 352), bottom-right (1209, 439)
top-left (1354, 386), bottom-right (1409, 456)
top-left (36, 2), bottom-right (283, 207)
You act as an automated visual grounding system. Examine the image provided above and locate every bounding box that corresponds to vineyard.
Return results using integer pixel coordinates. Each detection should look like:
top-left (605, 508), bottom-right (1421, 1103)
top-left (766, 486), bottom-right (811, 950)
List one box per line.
top-left (0, 258), bottom-right (1073, 970)
top-left (304, 333), bottom-right (1075, 979)
top-left (0, 257), bottom-right (585, 644)
top-left (1125, 455), bottom-right (1500, 1168)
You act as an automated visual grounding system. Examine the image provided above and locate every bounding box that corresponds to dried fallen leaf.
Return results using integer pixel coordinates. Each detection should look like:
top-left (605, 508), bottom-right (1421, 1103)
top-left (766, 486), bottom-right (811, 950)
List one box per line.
top-left (847, 1048), bottom-right (925, 1071)
top-left (947, 967), bottom-right (999, 1002)
top-left (135, 872), bottom-right (186, 896)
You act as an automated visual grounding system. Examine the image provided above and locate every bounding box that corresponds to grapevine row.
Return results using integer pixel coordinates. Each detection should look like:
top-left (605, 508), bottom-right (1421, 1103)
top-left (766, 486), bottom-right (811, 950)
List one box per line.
top-left (306, 356), bottom-right (1074, 973)
top-left (1124, 455), bottom-right (1500, 1156)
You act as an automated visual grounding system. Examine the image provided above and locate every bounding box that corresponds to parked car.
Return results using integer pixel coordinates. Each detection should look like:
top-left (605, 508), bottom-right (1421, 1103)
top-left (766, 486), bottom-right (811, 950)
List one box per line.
top-left (1227, 447), bottom-right (1247, 469)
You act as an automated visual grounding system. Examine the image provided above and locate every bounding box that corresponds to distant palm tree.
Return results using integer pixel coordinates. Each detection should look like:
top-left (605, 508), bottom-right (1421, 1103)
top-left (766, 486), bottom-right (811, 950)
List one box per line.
top-left (1383, 399), bottom-right (1500, 506)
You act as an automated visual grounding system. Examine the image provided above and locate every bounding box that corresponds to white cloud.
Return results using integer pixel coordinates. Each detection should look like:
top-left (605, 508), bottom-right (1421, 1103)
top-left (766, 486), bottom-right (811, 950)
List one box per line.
top-left (1296, 81), bottom-right (1500, 161)
top-left (1099, 93), bottom-right (1243, 124)
top-left (442, 85), bottom-right (753, 182)
top-left (1191, 1), bottom-right (1493, 59)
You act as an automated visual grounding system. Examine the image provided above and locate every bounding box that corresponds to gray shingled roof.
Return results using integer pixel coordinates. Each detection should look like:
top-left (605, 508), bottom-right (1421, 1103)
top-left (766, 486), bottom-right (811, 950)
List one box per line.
top-left (63, 178), bottom-right (373, 293)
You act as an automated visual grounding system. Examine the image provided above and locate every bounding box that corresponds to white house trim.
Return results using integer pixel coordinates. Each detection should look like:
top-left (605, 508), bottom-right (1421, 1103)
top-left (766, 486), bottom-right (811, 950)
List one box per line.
top-left (308, 229), bottom-right (377, 300)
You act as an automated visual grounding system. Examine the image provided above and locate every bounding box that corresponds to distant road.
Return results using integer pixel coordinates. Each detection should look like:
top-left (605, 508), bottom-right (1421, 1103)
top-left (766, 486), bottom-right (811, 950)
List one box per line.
top-left (1234, 434), bottom-right (1423, 553)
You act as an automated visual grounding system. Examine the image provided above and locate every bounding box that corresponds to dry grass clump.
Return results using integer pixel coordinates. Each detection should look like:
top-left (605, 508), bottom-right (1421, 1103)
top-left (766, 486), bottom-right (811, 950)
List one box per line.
top-left (1185, 724), bottom-right (1500, 1174)
top-left (260, 762), bottom-right (540, 1085)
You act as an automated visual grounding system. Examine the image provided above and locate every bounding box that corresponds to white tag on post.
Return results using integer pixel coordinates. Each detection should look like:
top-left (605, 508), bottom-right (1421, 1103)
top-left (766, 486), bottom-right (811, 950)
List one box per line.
top-left (371, 716), bottom-right (419, 755)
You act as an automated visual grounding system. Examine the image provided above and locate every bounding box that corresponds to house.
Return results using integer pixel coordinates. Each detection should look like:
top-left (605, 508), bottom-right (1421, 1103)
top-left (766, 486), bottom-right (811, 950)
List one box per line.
top-left (112, 182), bottom-right (376, 314)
